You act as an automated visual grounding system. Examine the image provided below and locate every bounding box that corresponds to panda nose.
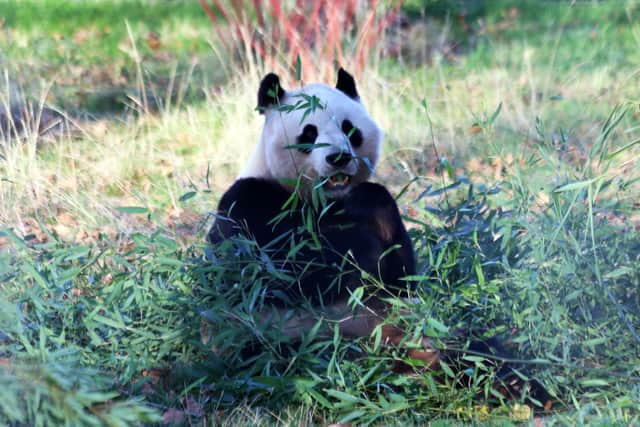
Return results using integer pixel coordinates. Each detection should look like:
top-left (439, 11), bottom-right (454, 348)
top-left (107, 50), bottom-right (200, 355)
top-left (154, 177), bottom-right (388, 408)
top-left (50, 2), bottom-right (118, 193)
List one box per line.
top-left (325, 151), bottom-right (352, 168)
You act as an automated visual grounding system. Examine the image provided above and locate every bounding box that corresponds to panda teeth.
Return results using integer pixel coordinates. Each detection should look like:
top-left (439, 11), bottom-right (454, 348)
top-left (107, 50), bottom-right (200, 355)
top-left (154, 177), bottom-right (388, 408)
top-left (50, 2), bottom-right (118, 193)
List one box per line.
top-left (327, 173), bottom-right (351, 187)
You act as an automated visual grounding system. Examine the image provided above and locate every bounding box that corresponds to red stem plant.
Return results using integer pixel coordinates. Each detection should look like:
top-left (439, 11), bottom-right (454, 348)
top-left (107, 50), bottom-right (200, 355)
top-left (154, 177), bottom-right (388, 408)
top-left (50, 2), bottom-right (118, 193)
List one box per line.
top-left (200, 0), bottom-right (402, 82)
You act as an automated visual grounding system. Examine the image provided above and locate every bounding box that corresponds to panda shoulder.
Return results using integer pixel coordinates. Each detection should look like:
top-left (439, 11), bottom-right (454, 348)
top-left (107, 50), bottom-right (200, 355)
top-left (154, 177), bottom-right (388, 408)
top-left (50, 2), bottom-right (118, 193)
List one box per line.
top-left (348, 182), bottom-right (397, 207)
top-left (218, 178), bottom-right (290, 212)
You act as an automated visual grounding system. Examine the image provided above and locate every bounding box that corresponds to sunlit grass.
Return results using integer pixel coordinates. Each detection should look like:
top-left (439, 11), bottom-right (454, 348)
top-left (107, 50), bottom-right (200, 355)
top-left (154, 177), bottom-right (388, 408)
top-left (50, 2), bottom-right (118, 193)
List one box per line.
top-left (3, 42), bottom-right (639, 235)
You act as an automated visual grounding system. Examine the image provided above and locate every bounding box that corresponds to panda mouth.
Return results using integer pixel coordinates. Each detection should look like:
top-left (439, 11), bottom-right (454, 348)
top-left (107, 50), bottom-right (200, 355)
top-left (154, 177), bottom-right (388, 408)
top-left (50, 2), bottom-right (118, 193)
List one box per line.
top-left (324, 173), bottom-right (352, 189)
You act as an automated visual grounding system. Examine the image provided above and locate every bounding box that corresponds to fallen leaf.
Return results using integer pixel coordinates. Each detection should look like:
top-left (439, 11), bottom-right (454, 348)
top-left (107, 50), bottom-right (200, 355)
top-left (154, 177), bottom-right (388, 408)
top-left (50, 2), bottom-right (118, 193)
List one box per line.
top-left (51, 223), bottom-right (74, 241)
top-left (465, 157), bottom-right (486, 174)
top-left (72, 26), bottom-right (99, 44)
top-left (147, 32), bottom-right (161, 50)
top-left (536, 192), bottom-right (550, 206)
top-left (163, 408), bottom-right (185, 425)
top-left (491, 157), bottom-right (504, 180)
top-left (75, 229), bottom-right (101, 245)
top-left (165, 207), bottom-right (202, 240)
top-left (141, 369), bottom-right (163, 381)
top-left (21, 218), bottom-right (48, 244)
top-left (120, 240), bottom-right (136, 254)
top-left (469, 125), bottom-right (483, 135)
top-left (534, 416), bottom-right (547, 427)
top-left (185, 398), bottom-right (204, 418)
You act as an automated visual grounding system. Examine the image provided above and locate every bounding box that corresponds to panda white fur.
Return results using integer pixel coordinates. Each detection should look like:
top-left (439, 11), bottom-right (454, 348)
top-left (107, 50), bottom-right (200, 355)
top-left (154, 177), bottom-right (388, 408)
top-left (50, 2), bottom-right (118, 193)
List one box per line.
top-left (208, 69), bottom-right (415, 308)
top-left (239, 69), bottom-right (382, 198)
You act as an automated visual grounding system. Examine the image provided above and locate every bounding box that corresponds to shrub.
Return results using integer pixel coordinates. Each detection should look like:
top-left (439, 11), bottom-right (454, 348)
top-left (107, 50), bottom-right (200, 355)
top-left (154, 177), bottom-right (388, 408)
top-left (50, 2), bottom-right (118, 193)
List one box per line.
top-left (200, 0), bottom-right (402, 80)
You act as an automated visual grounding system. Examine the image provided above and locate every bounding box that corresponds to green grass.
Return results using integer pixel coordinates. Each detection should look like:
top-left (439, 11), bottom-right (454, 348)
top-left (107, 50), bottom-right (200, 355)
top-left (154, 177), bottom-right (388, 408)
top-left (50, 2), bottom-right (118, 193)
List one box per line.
top-left (0, 0), bottom-right (217, 112)
top-left (1, 0), bottom-right (640, 425)
top-left (0, 0), bottom-right (211, 61)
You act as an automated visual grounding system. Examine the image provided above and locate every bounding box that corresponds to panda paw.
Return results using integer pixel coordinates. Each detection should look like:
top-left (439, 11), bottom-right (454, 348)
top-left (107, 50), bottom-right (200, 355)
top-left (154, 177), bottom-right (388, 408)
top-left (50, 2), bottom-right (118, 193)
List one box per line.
top-left (208, 177), bottom-right (293, 245)
top-left (346, 182), bottom-right (405, 244)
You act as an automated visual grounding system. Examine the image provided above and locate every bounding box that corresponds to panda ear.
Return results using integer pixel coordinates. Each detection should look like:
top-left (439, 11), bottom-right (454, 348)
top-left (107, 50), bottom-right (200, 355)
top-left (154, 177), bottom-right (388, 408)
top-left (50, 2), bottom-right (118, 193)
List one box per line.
top-left (257, 73), bottom-right (285, 114)
top-left (336, 68), bottom-right (359, 100)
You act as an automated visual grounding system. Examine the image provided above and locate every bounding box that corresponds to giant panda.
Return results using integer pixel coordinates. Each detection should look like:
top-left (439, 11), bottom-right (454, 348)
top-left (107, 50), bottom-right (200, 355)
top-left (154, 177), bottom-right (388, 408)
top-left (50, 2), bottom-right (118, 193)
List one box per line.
top-left (206, 71), bottom-right (553, 405)
top-left (207, 68), bottom-right (416, 339)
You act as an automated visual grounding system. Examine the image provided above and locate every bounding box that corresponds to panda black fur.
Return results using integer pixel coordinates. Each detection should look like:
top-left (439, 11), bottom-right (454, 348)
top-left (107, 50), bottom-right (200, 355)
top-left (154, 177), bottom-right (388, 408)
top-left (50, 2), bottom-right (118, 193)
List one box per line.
top-left (208, 69), bottom-right (415, 306)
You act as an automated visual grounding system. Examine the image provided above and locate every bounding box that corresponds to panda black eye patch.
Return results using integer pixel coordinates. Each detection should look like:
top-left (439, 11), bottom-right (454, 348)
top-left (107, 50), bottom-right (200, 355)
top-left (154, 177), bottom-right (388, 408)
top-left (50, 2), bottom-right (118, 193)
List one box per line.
top-left (341, 119), bottom-right (363, 148)
top-left (295, 124), bottom-right (319, 154)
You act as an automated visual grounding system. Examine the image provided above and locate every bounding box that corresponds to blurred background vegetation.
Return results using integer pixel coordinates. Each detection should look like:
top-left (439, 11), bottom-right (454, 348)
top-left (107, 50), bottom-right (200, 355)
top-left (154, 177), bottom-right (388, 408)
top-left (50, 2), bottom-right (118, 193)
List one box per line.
top-left (1, 0), bottom-right (639, 425)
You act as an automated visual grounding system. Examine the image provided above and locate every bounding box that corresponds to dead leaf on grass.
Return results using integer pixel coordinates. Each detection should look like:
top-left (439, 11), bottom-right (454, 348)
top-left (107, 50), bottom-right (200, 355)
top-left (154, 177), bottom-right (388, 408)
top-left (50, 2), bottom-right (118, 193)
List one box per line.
top-left (142, 368), bottom-right (165, 381)
top-left (21, 218), bottom-right (48, 244)
top-left (406, 205), bottom-right (418, 219)
top-left (162, 408), bottom-right (186, 425)
top-left (72, 27), bottom-right (100, 44)
top-left (101, 273), bottom-right (114, 286)
top-left (119, 239), bottom-right (136, 254)
top-left (536, 192), bottom-right (550, 206)
top-left (146, 32), bottom-right (161, 50)
top-left (469, 125), bottom-right (483, 135)
top-left (75, 229), bottom-right (102, 246)
top-left (157, 159), bottom-right (175, 177)
top-left (185, 398), bottom-right (204, 418)
top-left (165, 207), bottom-right (202, 240)
top-left (491, 157), bottom-right (505, 180)
top-left (465, 157), bottom-right (486, 174)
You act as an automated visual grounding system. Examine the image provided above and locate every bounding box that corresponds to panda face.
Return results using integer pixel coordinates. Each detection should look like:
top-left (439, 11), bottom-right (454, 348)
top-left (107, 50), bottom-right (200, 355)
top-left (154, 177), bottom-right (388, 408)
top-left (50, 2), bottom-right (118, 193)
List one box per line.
top-left (248, 70), bottom-right (382, 199)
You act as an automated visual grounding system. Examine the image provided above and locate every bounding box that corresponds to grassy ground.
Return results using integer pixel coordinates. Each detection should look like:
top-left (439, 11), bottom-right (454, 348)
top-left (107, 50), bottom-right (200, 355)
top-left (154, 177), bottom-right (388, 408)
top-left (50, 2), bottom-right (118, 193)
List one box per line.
top-left (1, 0), bottom-right (640, 425)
